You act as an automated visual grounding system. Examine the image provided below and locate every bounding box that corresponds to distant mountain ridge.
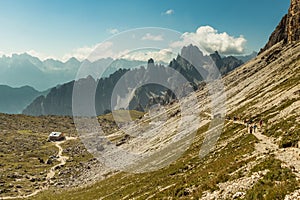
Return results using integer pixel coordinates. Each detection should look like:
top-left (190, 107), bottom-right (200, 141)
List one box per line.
top-left (0, 85), bottom-right (48, 114)
top-left (235, 51), bottom-right (257, 63)
top-left (23, 45), bottom-right (245, 116)
top-left (0, 54), bottom-right (146, 91)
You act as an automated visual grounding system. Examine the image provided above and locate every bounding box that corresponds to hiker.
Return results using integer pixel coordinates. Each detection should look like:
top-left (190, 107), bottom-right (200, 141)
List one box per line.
top-left (249, 126), bottom-right (253, 134)
top-left (253, 124), bottom-right (257, 133)
top-left (259, 119), bottom-right (263, 128)
top-left (233, 116), bottom-right (237, 121)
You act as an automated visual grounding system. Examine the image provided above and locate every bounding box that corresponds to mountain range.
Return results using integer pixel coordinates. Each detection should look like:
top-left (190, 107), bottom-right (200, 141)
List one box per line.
top-left (0, 54), bottom-right (146, 91)
top-left (23, 46), bottom-right (246, 116)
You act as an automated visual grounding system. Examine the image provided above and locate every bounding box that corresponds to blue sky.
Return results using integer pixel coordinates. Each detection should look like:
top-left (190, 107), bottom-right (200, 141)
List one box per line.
top-left (0, 0), bottom-right (290, 61)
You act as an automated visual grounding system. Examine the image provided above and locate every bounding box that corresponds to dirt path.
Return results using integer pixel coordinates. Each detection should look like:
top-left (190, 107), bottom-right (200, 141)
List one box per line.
top-left (46, 137), bottom-right (76, 180)
top-left (202, 120), bottom-right (300, 199)
top-left (1, 137), bottom-right (77, 200)
top-left (232, 120), bottom-right (300, 178)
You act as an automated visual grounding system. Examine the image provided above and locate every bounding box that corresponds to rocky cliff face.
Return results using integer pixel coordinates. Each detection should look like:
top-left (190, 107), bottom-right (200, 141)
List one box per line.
top-left (287, 0), bottom-right (300, 43)
top-left (260, 0), bottom-right (300, 53)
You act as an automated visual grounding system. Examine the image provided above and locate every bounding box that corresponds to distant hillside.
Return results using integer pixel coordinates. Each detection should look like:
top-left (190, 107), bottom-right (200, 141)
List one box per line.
top-left (0, 85), bottom-right (48, 114)
top-left (23, 45), bottom-right (244, 116)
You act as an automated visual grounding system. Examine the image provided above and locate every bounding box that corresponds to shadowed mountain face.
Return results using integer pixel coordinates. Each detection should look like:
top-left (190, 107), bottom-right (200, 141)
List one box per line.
top-left (210, 51), bottom-right (244, 75)
top-left (23, 45), bottom-right (244, 116)
top-left (0, 85), bottom-right (48, 114)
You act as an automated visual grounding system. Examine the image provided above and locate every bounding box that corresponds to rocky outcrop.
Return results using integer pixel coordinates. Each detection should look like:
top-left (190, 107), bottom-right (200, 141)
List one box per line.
top-left (259, 0), bottom-right (300, 54)
top-left (287, 0), bottom-right (300, 43)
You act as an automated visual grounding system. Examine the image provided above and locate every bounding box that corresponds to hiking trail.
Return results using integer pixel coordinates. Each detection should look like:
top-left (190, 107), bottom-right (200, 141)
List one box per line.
top-left (202, 119), bottom-right (300, 199)
top-left (0, 136), bottom-right (77, 200)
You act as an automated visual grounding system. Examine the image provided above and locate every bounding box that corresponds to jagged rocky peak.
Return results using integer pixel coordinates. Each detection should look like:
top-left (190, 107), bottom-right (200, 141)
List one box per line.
top-left (148, 58), bottom-right (154, 64)
top-left (180, 44), bottom-right (204, 60)
top-left (260, 0), bottom-right (300, 53)
top-left (147, 58), bottom-right (155, 67)
top-left (287, 0), bottom-right (300, 43)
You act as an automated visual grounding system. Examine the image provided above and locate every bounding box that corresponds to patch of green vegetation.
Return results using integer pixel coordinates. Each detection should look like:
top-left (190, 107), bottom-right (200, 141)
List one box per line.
top-left (59, 139), bottom-right (94, 179)
top-left (0, 131), bottom-right (58, 197)
top-left (278, 131), bottom-right (300, 148)
top-left (220, 122), bottom-right (245, 140)
top-left (275, 68), bottom-right (300, 92)
top-left (98, 110), bottom-right (144, 123)
top-left (246, 156), bottom-right (298, 200)
top-left (254, 98), bottom-right (299, 123)
top-left (264, 115), bottom-right (299, 139)
top-left (230, 100), bottom-right (259, 118)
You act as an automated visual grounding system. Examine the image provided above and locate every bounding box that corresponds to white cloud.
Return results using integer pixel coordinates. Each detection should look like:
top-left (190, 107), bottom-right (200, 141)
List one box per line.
top-left (26, 50), bottom-right (57, 61)
top-left (141, 33), bottom-right (164, 41)
top-left (62, 42), bottom-right (114, 62)
top-left (121, 49), bottom-right (175, 63)
top-left (163, 9), bottom-right (174, 15)
top-left (107, 28), bottom-right (119, 35)
top-left (62, 46), bottom-right (96, 62)
top-left (170, 26), bottom-right (247, 55)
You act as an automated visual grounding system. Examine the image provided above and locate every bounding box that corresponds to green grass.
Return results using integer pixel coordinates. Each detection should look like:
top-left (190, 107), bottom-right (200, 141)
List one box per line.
top-left (246, 156), bottom-right (299, 200)
top-left (255, 98), bottom-right (299, 123)
top-left (0, 130), bottom-right (58, 197)
top-left (98, 110), bottom-right (144, 123)
top-left (59, 139), bottom-right (94, 179)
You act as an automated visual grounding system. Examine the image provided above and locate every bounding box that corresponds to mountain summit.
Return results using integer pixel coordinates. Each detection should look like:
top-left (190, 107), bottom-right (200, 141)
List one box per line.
top-left (260, 0), bottom-right (300, 53)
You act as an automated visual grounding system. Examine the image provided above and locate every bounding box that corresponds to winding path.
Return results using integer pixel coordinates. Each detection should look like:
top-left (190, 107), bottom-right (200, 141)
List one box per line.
top-left (232, 120), bottom-right (300, 178)
top-left (0, 137), bottom-right (77, 200)
top-left (202, 120), bottom-right (300, 199)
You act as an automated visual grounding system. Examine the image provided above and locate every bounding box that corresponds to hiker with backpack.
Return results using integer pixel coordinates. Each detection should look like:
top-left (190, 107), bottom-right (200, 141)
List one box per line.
top-left (253, 124), bottom-right (257, 133)
top-left (259, 119), bottom-right (263, 128)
